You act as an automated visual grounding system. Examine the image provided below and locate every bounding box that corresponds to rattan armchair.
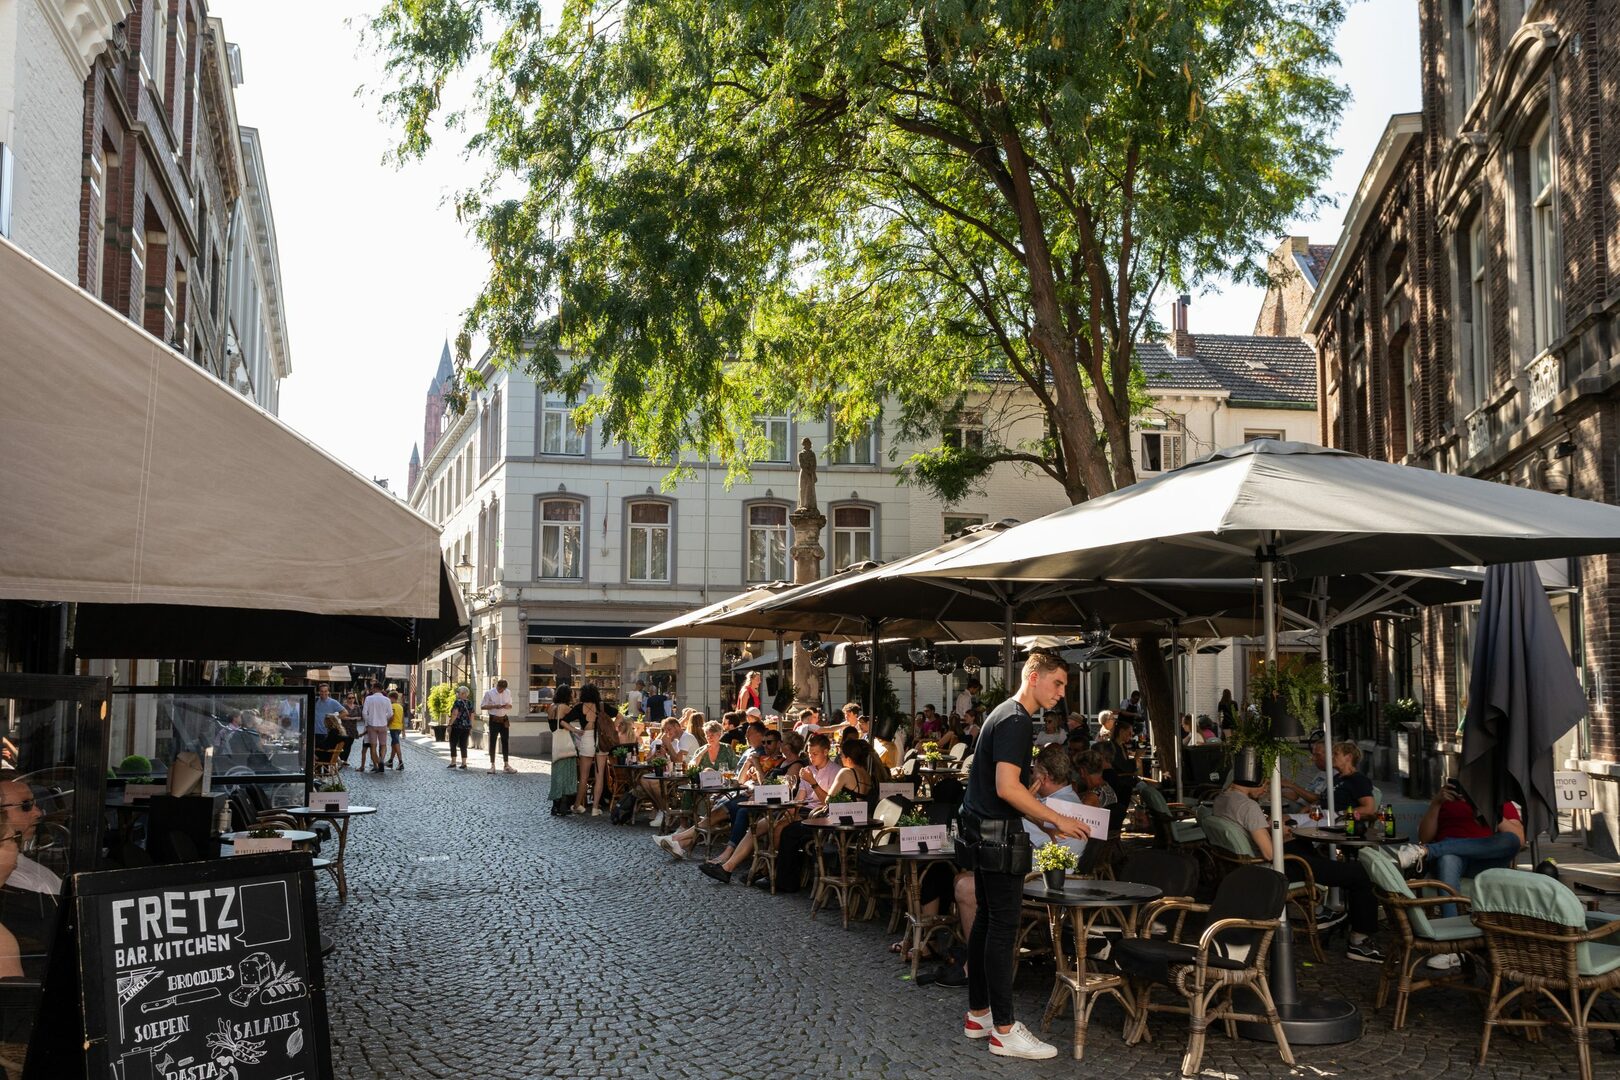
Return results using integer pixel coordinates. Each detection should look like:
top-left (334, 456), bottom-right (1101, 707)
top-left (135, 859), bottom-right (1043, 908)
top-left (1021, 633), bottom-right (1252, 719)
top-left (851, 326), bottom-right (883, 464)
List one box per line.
top-left (1471, 868), bottom-right (1620, 1080)
top-left (1357, 847), bottom-right (1487, 1029)
top-left (1116, 864), bottom-right (1294, 1078)
top-left (1197, 808), bottom-right (1329, 961)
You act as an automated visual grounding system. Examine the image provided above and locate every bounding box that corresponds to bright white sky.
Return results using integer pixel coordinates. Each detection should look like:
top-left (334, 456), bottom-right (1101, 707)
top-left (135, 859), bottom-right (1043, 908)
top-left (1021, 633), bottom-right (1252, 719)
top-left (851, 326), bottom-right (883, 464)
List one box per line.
top-left (210, 0), bottom-right (1419, 494)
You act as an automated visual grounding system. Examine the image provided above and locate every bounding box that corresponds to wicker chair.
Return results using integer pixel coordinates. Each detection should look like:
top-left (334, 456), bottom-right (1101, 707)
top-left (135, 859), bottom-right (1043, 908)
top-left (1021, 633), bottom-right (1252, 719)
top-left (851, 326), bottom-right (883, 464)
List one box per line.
top-left (1116, 864), bottom-right (1294, 1078)
top-left (1471, 868), bottom-right (1620, 1080)
top-left (1358, 847), bottom-right (1487, 1029)
top-left (1196, 808), bottom-right (1329, 962)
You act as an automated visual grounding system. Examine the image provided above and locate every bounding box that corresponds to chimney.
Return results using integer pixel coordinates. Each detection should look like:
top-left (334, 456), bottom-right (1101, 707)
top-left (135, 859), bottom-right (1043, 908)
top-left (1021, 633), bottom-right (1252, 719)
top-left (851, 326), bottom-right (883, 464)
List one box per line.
top-left (1171, 294), bottom-right (1195, 358)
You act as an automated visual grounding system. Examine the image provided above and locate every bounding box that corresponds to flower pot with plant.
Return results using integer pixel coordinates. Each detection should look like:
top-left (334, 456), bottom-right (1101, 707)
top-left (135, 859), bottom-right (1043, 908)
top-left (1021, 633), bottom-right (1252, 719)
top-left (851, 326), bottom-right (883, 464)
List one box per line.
top-left (314, 779), bottom-right (349, 811)
top-left (1233, 659), bottom-right (1331, 781)
top-left (426, 683), bottom-right (456, 742)
top-left (1034, 842), bottom-right (1078, 891)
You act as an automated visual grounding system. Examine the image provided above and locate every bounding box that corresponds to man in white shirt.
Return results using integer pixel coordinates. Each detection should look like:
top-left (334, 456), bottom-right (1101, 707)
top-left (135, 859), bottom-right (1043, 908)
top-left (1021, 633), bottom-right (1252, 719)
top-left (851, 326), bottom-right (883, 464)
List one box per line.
top-left (1023, 745), bottom-right (1088, 860)
top-left (627, 680), bottom-right (645, 717)
top-left (481, 679), bottom-right (516, 774)
top-left (954, 679), bottom-right (980, 720)
top-left (361, 681), bottom-right (393, 773)
top-left (1033, 713), bottom-right (1068, 749)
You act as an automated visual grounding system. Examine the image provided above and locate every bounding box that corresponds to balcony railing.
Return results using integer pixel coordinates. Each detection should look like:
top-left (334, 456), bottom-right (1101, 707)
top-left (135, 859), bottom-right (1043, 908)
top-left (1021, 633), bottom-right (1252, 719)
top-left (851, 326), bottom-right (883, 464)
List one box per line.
top-left (1464, 408), bottom-right (1490, 460)
top-left (1526, 352), bottom-right (1562, 414)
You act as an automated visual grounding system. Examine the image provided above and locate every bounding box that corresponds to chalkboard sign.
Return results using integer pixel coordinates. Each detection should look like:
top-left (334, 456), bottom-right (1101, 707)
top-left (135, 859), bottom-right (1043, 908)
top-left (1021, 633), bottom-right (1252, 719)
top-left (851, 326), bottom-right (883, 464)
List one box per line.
top-left (71, 853), bottom-right (331, 1080)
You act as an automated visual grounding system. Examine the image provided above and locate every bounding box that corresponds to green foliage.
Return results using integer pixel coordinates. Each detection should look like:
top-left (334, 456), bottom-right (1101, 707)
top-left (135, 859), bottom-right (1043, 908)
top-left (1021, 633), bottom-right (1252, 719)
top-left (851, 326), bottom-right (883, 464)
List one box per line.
top-left (977, 678), bottom-right (1010, 714)
top-left (1034, 843), bottom-right (1079, 872)
top-left (368, 0), bottom-right (1345, 503)
top-left (1383, 698), bottom-right (1422, 726)
top-left (117, 755), bottom-right (154, 782)
top-left (897, 810), bottom-right (930, 828)
top-left (427, 682), bottom-right (458, 722)
top-left (1224, 709), bottom-right (1305, 780)
top-left (860, 667), bottom-right (901, 727)
top-left (1248, 659), bottom-right (1332, 724)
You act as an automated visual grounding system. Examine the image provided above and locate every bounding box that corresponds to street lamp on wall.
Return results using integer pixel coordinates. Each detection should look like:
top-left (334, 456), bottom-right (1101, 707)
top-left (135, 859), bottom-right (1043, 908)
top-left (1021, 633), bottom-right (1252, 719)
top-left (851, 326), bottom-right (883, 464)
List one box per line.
top-left (454, 554), bottom-right (476, 689)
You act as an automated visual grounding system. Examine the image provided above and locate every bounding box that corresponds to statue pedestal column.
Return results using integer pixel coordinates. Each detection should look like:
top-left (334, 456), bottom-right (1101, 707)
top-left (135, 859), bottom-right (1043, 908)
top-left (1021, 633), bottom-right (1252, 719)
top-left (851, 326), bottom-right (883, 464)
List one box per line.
top-left (789, 504), bottom-right (826, 711)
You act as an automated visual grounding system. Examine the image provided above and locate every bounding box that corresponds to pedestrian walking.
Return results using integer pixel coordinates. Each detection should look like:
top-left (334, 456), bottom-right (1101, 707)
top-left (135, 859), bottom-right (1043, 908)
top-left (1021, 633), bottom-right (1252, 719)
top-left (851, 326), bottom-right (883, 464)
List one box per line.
top-left (482, 678), bottom-right (516, 774)
top-left (446, 685), bottom-right (474, 768)
top-left (548, 685), bottom-right (581, 816)
top-left (958, 651), bottom-right (1089, 1060)
top-left (339, 692), bottom-right (363, 768)
top-left (387, 690), bottom-right (407, 770)
top-left (361, 681), bottom-right (392, 773)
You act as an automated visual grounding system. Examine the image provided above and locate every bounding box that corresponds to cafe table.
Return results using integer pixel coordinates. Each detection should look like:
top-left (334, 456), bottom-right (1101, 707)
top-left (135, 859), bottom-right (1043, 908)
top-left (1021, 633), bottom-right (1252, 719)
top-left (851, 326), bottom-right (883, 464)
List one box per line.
top-left (606, 760), bottom-right (655, 805)
top-left (221, 828), bottom-right (318, 846)
top-left (1022, 877), bottom-right (1163, 1060)
top-left (731, 798), bottom-right (800, 893)
top-left (1292, 825), bottom-right (1408, 848)
top-left (915, 765), bottom-right (964, 799)
top-left (866, 841), bottom-right (959, 979)
top-left (284, 805), bottom-right (377, 900)
top-left (802, 818), bottom-right (879, 929)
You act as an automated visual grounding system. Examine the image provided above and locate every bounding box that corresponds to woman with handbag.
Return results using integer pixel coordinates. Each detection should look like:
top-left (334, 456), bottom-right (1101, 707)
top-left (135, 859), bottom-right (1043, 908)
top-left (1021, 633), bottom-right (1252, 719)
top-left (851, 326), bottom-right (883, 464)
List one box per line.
top-left (446, 685), bottom-right (475, 769)
top-left (548, 685), bottom-right (581, 817)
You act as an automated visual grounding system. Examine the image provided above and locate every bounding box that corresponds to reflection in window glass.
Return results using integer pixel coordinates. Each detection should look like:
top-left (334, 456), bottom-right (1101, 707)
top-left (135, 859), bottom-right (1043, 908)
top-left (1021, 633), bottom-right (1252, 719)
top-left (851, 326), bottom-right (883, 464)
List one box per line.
top-left (539, 499), bottom-right (583, 578)
top-left (628, 501), bottom-right (671, 583)
top-left (832, 505), bottom-right (873, 569)
top-left (747, 504), bottom-right (789, 581)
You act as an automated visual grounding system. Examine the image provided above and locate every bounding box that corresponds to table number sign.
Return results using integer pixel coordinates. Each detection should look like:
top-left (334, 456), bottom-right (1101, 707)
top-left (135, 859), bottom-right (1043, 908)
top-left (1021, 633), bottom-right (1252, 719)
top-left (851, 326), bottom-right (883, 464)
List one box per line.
top-left (828, 801), bottom-right (868, 826)
top-left (898, 824), bottom-right (949, 854)
top-left (753, 783), bottom-right (789, 804)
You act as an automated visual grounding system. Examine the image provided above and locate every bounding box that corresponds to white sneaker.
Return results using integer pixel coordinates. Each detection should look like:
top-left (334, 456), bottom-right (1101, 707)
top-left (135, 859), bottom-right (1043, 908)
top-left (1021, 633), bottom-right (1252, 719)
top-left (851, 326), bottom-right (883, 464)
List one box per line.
top-left (503, 763), bottom-right (517, 773)
top-left (488, 766), bottom-right (496, 774)
top-left (650, 811), bottom-right (665, 829)
top-left (590, 807), bottom-right (603, 817)
top-left (962, 1010), bottom-right (993, 1040)
top-left (987, 1021), bottom-right (1057, 1059)
top-left (654, 834), bottom-right (675, 856)
top-left (1390, 843), bottom-right (1426, 874)
top-left (1428, 952), bottom-right (1463, 970)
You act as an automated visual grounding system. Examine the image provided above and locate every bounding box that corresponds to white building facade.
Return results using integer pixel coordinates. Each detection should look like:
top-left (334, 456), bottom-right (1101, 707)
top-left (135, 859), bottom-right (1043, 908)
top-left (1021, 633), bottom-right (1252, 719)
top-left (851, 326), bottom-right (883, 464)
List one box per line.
top-left (0, 0), bottom-right (127, 274)
top-left (409, 350), bottom-right (1075, 733)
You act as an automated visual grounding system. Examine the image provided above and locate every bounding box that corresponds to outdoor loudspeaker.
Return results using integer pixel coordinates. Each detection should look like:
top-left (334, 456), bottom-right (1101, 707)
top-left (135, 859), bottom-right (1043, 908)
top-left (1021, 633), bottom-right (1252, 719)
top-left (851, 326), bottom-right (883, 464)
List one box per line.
top-left (1232, 746), bottom-right (1263, 787)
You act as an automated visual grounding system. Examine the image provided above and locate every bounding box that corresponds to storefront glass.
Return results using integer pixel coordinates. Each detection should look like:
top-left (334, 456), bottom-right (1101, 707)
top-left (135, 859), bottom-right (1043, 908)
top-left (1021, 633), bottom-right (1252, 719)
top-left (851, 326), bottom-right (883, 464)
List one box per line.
top-left (528, 643), bottom-right (677, 715)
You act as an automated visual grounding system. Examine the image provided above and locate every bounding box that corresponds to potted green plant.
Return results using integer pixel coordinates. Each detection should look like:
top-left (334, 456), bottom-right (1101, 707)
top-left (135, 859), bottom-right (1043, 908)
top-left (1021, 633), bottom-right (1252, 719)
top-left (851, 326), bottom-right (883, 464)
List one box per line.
top-left (917, 740), bottom-right (944, 767)
top-left (425, 683), bottom-right (456, 741)
top-left (649, 755), bottom-right (669, 775)
top-left (315, 778), bottom-right (349, 811)
top-left (897, 809), bottom-right (929, 828)
top-left (1236, 659), bottom-right (1331, 778)
top-left (609, 744), bottom-right (635, 763)
top-left (1383, 697), bottom-right (1422, 726)
top-left (1034, 842), bottom-right (1078, 891)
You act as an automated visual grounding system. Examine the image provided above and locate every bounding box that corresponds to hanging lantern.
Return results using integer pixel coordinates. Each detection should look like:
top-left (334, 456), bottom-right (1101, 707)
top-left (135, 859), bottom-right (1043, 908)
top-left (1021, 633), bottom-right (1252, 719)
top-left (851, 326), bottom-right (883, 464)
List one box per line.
top-left (907, 641), bottom-right (933, 668)
top-left (962, 655), bottom-right (982, 675)
top-left (934, 657), bottom-right (957, 676)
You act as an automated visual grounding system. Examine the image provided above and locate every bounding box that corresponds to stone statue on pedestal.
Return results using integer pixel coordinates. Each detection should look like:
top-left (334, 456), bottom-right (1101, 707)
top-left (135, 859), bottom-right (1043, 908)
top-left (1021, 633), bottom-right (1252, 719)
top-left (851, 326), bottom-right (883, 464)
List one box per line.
top-left (790, 438), bottom-right (826, 712)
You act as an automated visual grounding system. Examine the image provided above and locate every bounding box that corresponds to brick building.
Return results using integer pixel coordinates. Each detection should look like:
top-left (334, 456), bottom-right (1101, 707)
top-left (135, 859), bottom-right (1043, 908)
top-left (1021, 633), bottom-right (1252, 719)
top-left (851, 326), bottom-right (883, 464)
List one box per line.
top-left (1311, 3), bottom-right (1620, 849)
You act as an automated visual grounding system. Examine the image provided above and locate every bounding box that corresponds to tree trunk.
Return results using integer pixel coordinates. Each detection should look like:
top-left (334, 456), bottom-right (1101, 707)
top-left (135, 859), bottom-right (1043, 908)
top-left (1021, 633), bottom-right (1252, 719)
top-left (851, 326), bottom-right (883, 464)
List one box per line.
top-left (1130, 636), bottom-right (1179, 787)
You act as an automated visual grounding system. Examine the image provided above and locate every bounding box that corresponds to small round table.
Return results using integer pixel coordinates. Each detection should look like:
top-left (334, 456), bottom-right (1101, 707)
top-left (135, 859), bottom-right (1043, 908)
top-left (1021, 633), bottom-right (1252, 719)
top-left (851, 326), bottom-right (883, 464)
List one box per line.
top-left (1292, 826), bottom-right (1408, 848)
top-left (1022, 877), bottom-right (1163, 1060)
top-left (915, 766), bottom-right (964, 799)
top-left (284, 805), bottom-right (377, 900)
top-left (867, 841), bottom-right (958, 979)
top-left (731, 799), bottom-right (800, 892)
top-left (221, 828), bottom-right (318, 845)
top-left (606, 761), bottom-right (655, 804)
top-left (802, 818), bottom-right (879, 928)
top-left (675, 782), bottom-right (746, 839)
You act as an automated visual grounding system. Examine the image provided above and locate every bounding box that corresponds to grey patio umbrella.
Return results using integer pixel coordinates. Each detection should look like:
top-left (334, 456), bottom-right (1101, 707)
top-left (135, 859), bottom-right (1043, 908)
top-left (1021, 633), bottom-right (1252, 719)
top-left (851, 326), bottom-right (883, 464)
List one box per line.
top-left (1458, 562), bottom-right (1588, 864)
top-left (913, 440), bottom-right (1620, 1043)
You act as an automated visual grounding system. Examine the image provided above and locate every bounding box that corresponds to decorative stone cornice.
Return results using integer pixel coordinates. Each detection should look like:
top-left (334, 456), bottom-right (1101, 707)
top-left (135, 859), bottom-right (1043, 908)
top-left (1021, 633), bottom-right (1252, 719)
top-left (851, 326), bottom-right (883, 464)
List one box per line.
top-left (42, 0), bottom-right (132, 80)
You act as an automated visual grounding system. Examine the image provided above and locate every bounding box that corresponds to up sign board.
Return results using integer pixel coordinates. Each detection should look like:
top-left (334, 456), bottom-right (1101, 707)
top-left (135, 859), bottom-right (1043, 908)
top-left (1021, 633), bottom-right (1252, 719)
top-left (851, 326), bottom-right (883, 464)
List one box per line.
top-left (1553, 770), bottom-right (1595, 810)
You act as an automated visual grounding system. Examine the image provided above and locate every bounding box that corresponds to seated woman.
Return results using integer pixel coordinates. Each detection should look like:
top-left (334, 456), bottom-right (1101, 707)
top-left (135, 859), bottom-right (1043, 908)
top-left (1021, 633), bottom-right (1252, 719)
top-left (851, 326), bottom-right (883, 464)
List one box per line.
top-left (1392, 780), bottom-right (1524, 922)
top-left (703, 735), bottom-right (861, 889)
top-left (652, 720), bottom-right (738, 859)
top-left (696, 732), bottom-right (812, 882)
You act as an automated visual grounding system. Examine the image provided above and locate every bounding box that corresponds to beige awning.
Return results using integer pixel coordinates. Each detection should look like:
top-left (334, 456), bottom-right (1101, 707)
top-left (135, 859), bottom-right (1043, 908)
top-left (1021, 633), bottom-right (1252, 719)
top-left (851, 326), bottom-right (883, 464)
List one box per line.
top-left (0, 236), bottom-right (465, 661)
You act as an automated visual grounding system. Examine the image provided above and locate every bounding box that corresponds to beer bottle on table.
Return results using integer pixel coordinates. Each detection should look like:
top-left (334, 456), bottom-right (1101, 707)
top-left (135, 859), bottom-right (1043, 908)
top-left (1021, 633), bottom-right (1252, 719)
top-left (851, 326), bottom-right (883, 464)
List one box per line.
top-left (1384, 804), bottom-right (1396, 838)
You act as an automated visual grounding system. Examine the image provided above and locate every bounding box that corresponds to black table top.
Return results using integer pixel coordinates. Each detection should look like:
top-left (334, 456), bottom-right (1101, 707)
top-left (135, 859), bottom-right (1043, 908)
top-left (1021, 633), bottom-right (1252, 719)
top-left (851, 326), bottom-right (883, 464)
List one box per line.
top-left (1022, 878), bottom-right (1163, 908)
top-left (1293, 826), bottom-right (1408, 846)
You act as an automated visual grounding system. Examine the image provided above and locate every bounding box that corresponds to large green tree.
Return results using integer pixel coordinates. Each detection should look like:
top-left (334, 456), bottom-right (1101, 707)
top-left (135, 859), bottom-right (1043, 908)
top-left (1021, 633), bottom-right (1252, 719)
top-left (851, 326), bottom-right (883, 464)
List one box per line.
top-left (370, 0), bottom-right (1345, 759)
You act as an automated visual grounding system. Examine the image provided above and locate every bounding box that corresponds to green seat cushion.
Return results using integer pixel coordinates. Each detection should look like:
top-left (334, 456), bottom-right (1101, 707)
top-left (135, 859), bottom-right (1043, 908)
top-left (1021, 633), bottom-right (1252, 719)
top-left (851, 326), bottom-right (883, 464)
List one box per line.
top-left (1425, 915), bottom-right (1483, 943)
top-left (1170, 821), bottom-right (1205, 844)
top-left (1583, 943), bottom-right (1620, 976)
top-left (1359, 847), bottom-right (1437, 938)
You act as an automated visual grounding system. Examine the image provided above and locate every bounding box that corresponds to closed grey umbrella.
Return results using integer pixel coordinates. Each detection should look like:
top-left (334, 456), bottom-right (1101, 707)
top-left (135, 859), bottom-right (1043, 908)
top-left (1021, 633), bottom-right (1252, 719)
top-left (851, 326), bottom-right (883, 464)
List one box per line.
top-left (1458, 562), bottom-right (1587, 863)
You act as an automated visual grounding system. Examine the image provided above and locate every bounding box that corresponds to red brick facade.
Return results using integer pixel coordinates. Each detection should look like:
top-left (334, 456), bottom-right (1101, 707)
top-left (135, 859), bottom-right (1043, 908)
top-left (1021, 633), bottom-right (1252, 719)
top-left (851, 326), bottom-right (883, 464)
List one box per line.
top-left (79, 0), bottom-right (236, 380)
top-left (1318, 1), bottom-right (1620, 846)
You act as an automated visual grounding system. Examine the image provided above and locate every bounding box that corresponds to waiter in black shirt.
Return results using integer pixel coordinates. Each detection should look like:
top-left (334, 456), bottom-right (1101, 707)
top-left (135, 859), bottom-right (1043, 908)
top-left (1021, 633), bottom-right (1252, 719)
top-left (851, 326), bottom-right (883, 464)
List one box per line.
top-left (958, 652), bottom-right (1089, 1060)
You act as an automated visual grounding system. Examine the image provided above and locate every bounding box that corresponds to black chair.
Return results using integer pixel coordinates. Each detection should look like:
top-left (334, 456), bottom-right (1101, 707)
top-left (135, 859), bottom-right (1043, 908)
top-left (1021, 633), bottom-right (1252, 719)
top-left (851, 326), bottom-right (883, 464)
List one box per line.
top-left (1116, 864), bottom-right (1293, 1078)
top-left (1118, 850), bottom-right (1199, 902)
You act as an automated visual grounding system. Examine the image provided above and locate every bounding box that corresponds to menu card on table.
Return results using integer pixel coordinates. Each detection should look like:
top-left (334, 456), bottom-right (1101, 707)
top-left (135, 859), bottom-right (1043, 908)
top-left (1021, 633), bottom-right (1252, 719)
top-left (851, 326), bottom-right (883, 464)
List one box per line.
top-left (898, 824), bottom-right (949, 854)
top-left (698, 769), bottom-right (727, 790)
top-left (827, 801), bottom-right (868, 826)
top-left (752, 783), bottom-right (790, 804)
top-left (230, 837), bottom-right (293, 856)
top-left (877, 782), bottom-right (915, 803)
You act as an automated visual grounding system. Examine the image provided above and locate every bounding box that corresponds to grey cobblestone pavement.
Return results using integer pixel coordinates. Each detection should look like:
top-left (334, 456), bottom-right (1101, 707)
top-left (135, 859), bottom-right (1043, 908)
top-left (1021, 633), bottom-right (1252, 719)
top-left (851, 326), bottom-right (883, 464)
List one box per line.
top-left (311, 736), bottom-right (1616, 1079)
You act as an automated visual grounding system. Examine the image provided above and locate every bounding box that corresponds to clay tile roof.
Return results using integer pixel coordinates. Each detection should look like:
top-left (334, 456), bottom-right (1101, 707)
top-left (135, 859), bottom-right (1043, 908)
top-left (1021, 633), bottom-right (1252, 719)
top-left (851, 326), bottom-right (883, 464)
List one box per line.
top-left (1136, 342), bottom-right (1223, 391)
top-left (1191, 335), bottom-right (1317, 405)
top-left (1304, 244), bottom-right (1336, 284)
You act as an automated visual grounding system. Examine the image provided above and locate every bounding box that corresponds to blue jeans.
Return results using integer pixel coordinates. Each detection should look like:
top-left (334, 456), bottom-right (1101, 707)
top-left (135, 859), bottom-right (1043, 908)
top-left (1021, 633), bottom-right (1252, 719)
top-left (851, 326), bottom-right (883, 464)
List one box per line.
top-left (1426, 832), bottom-right (1520, 917)
top-left (726, 804), bottom-right (756, 849)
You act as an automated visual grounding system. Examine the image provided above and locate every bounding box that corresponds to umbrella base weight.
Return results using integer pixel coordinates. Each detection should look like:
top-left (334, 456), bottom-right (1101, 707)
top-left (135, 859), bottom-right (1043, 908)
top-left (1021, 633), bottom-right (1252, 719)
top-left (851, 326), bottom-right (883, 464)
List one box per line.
top-left (1234, 994), bottom-right (1361, 1045)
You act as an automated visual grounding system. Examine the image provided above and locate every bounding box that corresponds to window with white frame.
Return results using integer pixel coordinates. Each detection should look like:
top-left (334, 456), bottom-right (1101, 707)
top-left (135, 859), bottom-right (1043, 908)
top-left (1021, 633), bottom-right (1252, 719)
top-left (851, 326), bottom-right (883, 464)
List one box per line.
top-left (828, 417), bottom-right (876, 465)
top-left (538, 498), bottom-right (584, 579)
top-left (830, 505), bottom-right (874, 570)
top-left (1243, 430), bottom-right (1285, 443)
top-left (1138, 418), bottom-right (1184, 473)
top-left (1528, 121), bottom-right (1560, 356)
top-left (480, 390), bottom-right (503, 473)
top-left (1467, 213), bottom-right (1490, 409)
top-left (746, 504), bottom-right (789, 582)
top-left (627, 501), bottom-right (672, 583)
top-left (944, 410), bottom-right (986, 451)
top-left (148, 1), bottom-right (168, 101)
top-left (756, 415), bottom-right (790, 462)
top-left (480, 496), bottom-right (500, 586)
top-left (540, 394), bottom-right (586, 456)
top-left (943, 513), bottom-right (985, 540)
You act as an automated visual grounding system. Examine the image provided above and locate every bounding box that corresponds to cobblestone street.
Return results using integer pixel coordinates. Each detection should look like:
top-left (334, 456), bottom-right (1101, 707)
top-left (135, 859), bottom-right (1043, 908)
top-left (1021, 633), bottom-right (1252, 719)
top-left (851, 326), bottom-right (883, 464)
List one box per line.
top-left (312, 737), bottom-right (1613, 1079)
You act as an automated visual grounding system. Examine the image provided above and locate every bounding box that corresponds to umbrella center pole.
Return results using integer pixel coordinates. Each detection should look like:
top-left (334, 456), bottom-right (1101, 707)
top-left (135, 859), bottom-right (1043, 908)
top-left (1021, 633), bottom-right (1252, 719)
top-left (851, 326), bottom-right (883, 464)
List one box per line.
top-left (1237, 547), bottom-right (1360, 1045)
